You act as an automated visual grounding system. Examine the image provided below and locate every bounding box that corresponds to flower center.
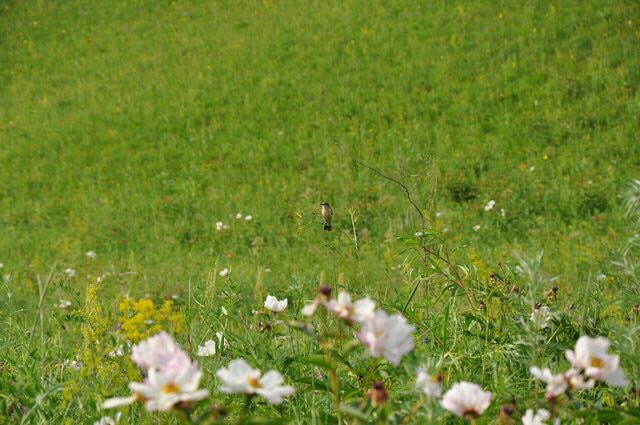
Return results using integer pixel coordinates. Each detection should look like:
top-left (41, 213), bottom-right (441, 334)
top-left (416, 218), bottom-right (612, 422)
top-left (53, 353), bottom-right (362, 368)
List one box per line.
top-left (462, 408), bottom-right (479, 419)
top-left (589, 356), bottom-right (605, 368)
top-left (248, 376), bottom-right (262, 389)
top-left (162, 382), bottom-right (180, 394)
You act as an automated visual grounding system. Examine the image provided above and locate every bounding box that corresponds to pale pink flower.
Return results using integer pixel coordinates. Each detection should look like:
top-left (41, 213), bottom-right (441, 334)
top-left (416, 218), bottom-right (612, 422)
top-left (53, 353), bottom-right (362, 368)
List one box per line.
top-left (216, 359), bottom-right (294, 404)
top-left (103, 333), bottom-right (208, 412)
top-left (357, 310), bottom-right (415, 366)
top-left (131, 332), bottom-right (191, 375)
top-left (565, 336), bottom-right (628, 387)
top-left (440, 382), bottom-right (492, 419)
top-left (415, 368), bottom-right (442, 397)
top-left (326, 291), bottom-right (376, 324)
top-left (521, 409), bottom-right (551, 425)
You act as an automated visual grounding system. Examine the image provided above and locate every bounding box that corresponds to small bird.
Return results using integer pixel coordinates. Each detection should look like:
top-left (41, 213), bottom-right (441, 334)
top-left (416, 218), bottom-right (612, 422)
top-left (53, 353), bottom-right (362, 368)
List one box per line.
top-left (320, 202), bottom-right (333, 231)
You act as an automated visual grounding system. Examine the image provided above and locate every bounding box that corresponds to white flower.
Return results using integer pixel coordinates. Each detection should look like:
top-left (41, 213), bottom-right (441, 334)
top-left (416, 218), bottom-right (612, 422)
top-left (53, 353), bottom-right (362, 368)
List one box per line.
top-left (357, 310), bottom-right (415, 366)
top-left (522, 409), bottom-right (550, 425)
top-left (436, 211), bottom-right (444, 217)
top-left (235, 213), bottom-right (243, 219)
top-left (530, 306), bottom-right (552, 329)
top-left (415, 369), bottom-right (442, 397)
top-left (264, 295), bottom-right (288, 312)
top-left (245, 215), bottom-right (253, 221)
top-left (94, 413), bottom-right (121, 425)
top-left (415, 231), bottom-right (423, 237)
top-left (216, 358), bottom-right (294, 404)
top-left (530, 366), bottom-right (594, 399)
top-left (197, 340), bottom-right (217, 357)
top-left (219, 268), bottom-right (230, 278)
top-left (131, 332), bottom-right (191, 374)
top-left (565, 336), bottom-right (628, 386)
top-left (326, 291), bottom-right (376, 324)
top-left (86, 250), bottom-right (97, 259)
top-left (529, 166), bottom-right (536, 172)
top-left (108, 345), bottom-right (125, 358)
top-left (57, 299), bottom-right (72, 309)
top-left (472, 224), bottom-right (481, 232)
top-left (563, 368), bottom-right (594, 391)
top-left (64, 268), bottom-right (77, 277)
top-left (104, 365), bottom-right (209, 412)
top-left (440, 382), bottom-right (492, 419)
top-left (216, 221), bottom-right (229, 231)
top-left (353, 297), bottom-right (376, 323)
top-left (500, 208), bottom-right (506, 218)
top-left (530, 367), bottom-right (568, 399)
top-left (484, 200), bottom-right (496, 211)
top-left (103, 333), bottom-right (208, 412)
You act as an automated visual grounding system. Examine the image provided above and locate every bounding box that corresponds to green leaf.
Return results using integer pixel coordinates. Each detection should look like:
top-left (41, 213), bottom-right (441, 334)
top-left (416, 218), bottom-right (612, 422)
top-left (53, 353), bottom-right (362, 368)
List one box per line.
top-left (339, 402), bottom-right (370, 421)
top-left (295, 355), bottom-right (335, 370)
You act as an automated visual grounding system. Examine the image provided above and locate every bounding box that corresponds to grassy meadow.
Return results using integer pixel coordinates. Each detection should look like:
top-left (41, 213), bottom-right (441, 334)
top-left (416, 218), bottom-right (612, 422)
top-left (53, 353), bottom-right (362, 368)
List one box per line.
top-left (1, 0), bottom-right (640, 423)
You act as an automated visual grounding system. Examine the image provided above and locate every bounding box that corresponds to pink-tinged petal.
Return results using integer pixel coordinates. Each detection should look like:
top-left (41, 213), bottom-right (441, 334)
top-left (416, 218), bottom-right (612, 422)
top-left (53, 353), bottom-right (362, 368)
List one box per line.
top-left (603, 368), bottom-right (629, 387)
top-left (102, 395), bottom-right (137, 409)
top-left (179, 389), bottom-right (210, 402)
top-left (260, 370), bottom-right (285, 387)
top-left (565, 350), bottom-right (579, 368)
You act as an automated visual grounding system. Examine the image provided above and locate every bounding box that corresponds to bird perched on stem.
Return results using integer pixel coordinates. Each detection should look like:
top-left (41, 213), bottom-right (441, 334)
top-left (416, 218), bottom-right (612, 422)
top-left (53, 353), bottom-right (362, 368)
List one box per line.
top-left (320, 202), bottom-right (333, 231)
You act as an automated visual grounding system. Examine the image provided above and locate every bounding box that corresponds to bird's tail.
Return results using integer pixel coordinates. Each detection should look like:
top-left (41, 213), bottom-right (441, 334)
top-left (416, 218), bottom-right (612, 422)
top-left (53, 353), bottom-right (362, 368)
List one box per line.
top-left (324, 224), bottom-right (332, 231)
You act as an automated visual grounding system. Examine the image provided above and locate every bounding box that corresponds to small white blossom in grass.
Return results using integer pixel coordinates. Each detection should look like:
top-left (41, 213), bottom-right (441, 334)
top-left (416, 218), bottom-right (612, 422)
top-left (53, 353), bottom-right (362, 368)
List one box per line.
top-left (64, 268), bottom-right (77, 277)
top-left (440, 382), bottom-right (492, 419)
top-left (264, 295), bottom-right (288, 312)
top-left (530, 367), bottom-right (568, 399)
top-left (484, 200), bottom-right (496, 211)
top-left (521, 409), bottom-right (551, 425)
top-left (357, 310), bottom-right (415, 366)
top-left (108, 345), bottom-right (125, 358)
top-left (94, 413), bottom-right (121, 425)
top-left (436, 211), bottom-right (444, 217)
top-left (216, 221), bottom-right (230, 231)
top-left (131, 332), bottom-right (191, 374)
top-left (86, 250), bottom-right (97, 259)
top-left (530, 305), bottom-right (552, 329)
top-left (245, 215), bottom-right (253, 221)
top-left (500, 208), bottom-right (506, 218)
top-left (57, 299), bottom-right (72, 309)
top-left (415, 369), bottom-right (443, 397)
top-left (235, 213), bottom-right (243, 219)
top-left (472, 224), bottom-right (481, 232)
top-left (216, 358), bottom-right (294, 404)
top-left (565, 336), bottom-right (629, 387)
top-left (219, 268), bottom-right (230, 278)
top-left (529, 166), bottom-right (536, 172)
top-left (197, 340), bottom-right (217, 357)
top-left (415, 231), bottom-right (423, 237)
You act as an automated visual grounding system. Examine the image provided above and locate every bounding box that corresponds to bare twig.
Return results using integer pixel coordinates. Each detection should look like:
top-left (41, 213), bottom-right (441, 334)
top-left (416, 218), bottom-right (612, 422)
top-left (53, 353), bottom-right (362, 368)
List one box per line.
top-left (354, 159), bottom-right (425, 230)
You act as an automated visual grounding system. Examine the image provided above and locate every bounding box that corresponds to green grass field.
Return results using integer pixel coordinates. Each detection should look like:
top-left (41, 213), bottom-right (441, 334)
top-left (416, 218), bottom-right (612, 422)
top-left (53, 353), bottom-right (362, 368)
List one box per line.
top-left (1, 0), bottom-right (640, 423)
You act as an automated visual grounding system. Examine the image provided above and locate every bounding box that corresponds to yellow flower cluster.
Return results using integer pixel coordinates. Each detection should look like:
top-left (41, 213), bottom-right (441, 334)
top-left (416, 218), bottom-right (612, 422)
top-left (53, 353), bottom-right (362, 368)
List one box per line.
top-left (118, 298), bottom-right (184, 342)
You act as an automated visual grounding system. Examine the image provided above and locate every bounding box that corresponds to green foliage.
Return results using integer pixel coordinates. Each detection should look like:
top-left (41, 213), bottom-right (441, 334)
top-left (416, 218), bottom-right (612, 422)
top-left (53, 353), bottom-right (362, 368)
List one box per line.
top-left (0, 0), bottom-right (639, 423)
